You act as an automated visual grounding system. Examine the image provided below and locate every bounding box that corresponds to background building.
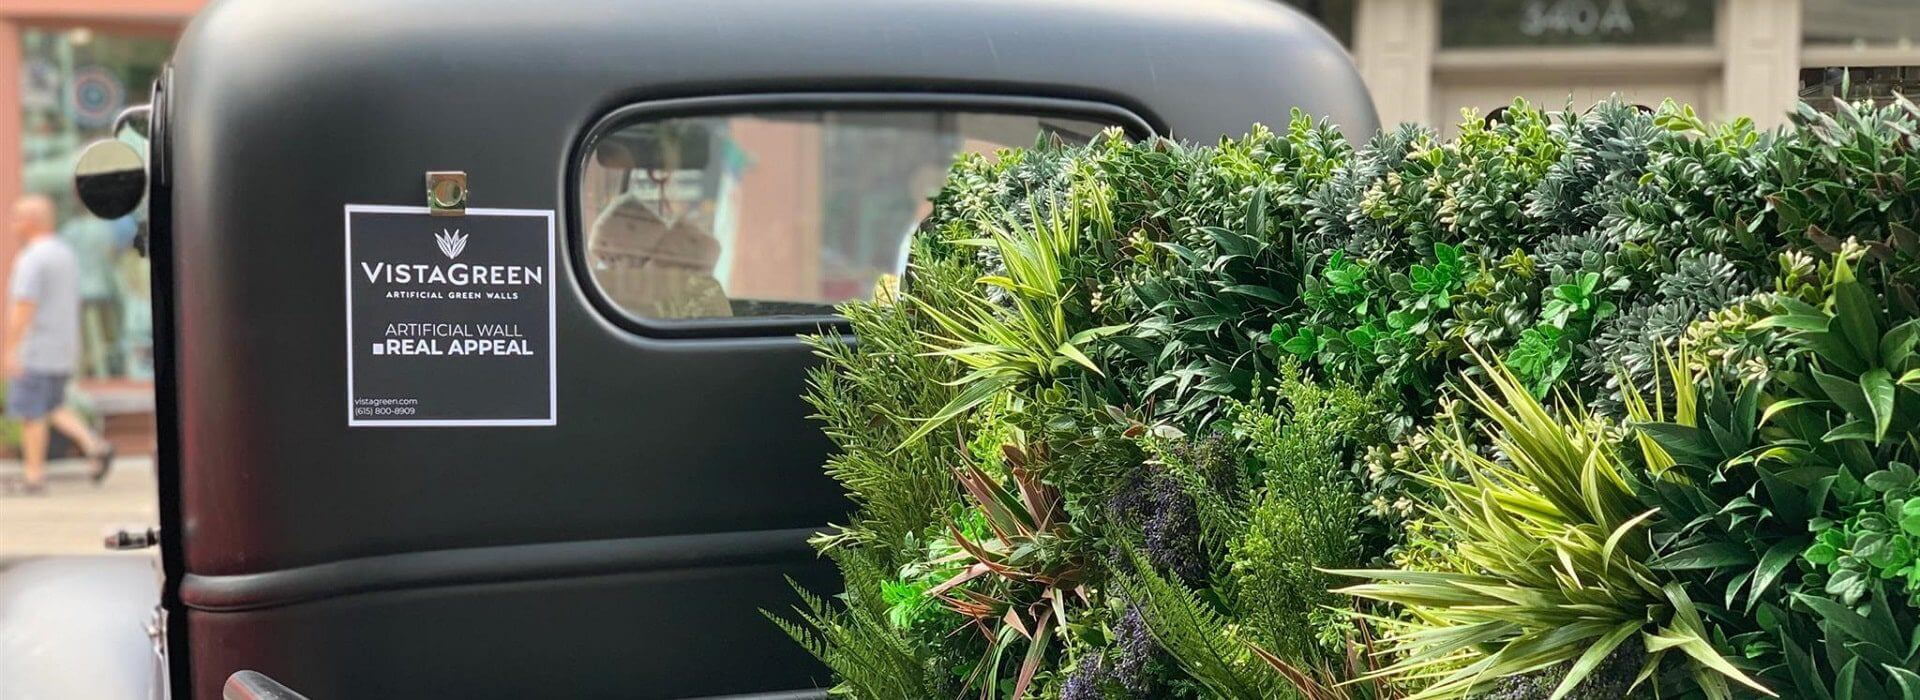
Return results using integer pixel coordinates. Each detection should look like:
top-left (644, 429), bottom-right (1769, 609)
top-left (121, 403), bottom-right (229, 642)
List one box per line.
top-left (1300, 0), bottom-right (1920, 131)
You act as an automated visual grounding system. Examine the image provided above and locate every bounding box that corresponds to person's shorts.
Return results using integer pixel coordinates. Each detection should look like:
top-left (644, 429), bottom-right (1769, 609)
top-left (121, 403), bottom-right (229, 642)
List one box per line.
top-left (6, 372), bottom-right (69, 420)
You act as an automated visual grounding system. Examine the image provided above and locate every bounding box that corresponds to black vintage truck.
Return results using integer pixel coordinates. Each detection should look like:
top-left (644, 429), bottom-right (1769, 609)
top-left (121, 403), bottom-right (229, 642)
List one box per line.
top-left (56, 0), bottom-right (1375, 697)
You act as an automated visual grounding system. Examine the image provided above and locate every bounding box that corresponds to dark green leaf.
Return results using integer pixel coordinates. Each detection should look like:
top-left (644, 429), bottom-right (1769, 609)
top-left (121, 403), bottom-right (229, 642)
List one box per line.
top-left (1801, 328), bottom-right (1870, 375)
top-left (1814, 369), bottom-right (1875, 421)
top-left (1882, 320), bottom-right (1919, 369)
top-left (1750, 539), bottom-right (1802, 609)
top-left (1833, 260), bottom-right (1883, 360)
top-left (1825, 420), bottom-right (1878, 443)
top-left (1753, 313), bottom-right (1831, 332)
top-left (1221, 285), bottom-right (1289, 304)
top-left (1652, 542), bottom-right (1755, 570)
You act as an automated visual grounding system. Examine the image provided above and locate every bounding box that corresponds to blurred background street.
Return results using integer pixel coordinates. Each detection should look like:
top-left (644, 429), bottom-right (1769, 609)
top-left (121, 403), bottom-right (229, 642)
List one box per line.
top-left (1, 454), bottom-right (155, 560)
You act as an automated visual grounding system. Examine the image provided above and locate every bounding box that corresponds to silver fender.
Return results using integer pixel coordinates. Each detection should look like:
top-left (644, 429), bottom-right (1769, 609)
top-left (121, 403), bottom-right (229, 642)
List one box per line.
top-left (0, 556), bottom-right (161, 699)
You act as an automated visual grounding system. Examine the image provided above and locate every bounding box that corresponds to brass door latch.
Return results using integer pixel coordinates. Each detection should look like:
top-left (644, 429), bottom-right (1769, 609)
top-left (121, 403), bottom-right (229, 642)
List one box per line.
top-left (426, 171), bottom-right (467, 216)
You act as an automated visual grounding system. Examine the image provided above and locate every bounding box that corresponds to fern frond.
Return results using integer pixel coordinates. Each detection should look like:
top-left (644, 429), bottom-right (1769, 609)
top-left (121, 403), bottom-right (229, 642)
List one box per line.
top-left (1120, 556), bottom-right (1288, 699)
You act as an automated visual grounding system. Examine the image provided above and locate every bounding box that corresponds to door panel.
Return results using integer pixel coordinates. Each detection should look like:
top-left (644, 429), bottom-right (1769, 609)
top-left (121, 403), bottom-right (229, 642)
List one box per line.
top-left (187, 562), bottom-right (839, 698)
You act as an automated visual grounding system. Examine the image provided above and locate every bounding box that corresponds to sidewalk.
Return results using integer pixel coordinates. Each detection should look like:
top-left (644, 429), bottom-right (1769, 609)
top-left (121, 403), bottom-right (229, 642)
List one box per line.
top-left (0, 456), bottom-right (157, 560)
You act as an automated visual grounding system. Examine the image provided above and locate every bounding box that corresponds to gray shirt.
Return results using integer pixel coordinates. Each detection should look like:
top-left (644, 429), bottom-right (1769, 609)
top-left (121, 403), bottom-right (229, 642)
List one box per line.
top-left (60, 217), bottom-right (123, 301)
top-left (10, 237), bottom-right (81, 374)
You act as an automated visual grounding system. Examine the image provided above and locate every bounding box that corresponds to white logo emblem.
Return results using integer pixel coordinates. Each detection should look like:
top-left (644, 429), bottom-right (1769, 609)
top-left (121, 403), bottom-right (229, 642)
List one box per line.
top-left (434, 229), bottom-right (467, 260)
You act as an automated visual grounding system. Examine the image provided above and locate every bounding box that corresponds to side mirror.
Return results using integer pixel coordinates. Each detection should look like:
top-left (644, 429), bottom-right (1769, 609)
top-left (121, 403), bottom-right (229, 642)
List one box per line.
top-left (72, 139), bottom-right (147, 220)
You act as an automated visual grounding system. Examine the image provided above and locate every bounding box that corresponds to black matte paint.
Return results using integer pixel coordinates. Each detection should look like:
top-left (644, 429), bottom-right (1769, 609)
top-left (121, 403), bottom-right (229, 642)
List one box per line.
top-left (159, 0), bottom-right (1375, 697)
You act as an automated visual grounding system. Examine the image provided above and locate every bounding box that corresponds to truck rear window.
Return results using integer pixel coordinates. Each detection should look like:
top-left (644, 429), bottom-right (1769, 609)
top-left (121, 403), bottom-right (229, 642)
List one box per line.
top-left (578, 109), bottom-right (1115, 322)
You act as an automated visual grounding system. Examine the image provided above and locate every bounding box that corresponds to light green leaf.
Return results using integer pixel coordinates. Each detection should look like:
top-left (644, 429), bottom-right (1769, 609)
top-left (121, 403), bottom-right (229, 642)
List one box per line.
top-left (1054, 341), bottom-right (1103, 376)
top-left (894, 374), bottom-right (1015, 451)
top-left (1550, 622), bottom-right (1642, 700)
top-left (1067, 324), bottom-right (1130, 344)
top-left (1658, 583), bottom-right (1777, 696)
top-left (1761, 397), bottom-right (1818, 426)
top-left (1886, 666), bottom-right (1920, 700)
top-left (1862, 368), bottom-right (1896, 442)
top-left (1865, 465), bottom-right (1916, 492)
top-left (1603, 509), bottom-right (1661, 572)
top-left (1657, 627), bottom-right (1777, 697)
top-left (1825, 420), bottom-right (1878, 443)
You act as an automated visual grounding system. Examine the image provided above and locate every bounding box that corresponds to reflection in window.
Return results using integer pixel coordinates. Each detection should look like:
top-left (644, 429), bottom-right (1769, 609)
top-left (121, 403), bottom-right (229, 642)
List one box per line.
top-left (1440, 0), bottom-right (1715, 48)
top-left (1800, 66), bottom-right (1920, 112)
top-left (1804, 0), bottom-right (1919, 49)
top-left (579, 111), bottom-right (1114, 322)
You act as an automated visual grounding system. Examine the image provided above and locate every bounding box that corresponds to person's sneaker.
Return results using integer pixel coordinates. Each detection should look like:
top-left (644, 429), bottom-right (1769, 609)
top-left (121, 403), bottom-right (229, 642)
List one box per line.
top-left (88, 443), bottom-right (117, 485)
top-left (15, 480), bottom-right (47, 496)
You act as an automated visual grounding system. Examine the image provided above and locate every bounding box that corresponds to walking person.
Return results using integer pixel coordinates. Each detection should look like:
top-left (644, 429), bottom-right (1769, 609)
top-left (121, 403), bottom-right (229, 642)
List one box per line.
top-left (5, 195), bottom-right (114, 495)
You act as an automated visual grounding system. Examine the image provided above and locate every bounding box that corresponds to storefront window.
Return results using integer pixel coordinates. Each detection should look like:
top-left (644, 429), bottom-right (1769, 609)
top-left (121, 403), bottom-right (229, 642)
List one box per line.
top-left (1440, 0), bottom-right (1716, 48)
top-left (1804, 0), bottom-right (1919, 49)
top-left (17, 27), bottom-right (171, 379)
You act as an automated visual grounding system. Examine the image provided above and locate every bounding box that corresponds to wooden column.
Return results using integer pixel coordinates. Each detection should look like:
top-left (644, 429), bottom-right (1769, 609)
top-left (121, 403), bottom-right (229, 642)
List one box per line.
top-left (0, 18), bottom-right (25, 354)
top-left (1353, 0), bottom-right (1438, 128)
top-left (1720, 0), bottom-right (1804, 128)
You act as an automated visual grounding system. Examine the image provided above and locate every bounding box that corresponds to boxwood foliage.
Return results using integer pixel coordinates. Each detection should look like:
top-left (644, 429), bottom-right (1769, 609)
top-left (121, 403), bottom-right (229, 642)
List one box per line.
top-left (771, 96), bottom-right (1920, 699)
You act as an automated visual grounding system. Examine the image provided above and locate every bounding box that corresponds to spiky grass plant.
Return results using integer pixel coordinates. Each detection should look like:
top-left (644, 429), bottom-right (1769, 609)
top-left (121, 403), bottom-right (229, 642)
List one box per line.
top-left (901, 185), bottom-right (1127, 448)
top-left (1329, 355), bottom-right (1772, 700)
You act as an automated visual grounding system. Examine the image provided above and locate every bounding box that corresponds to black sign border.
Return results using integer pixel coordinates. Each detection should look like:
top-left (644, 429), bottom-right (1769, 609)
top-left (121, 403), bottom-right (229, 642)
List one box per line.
top-left (343, 204), bottom-right (558, 428)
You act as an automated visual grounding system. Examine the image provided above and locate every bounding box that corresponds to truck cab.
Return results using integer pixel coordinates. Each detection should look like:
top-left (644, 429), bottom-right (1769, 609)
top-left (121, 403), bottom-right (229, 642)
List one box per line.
top-left (73, 1), bottom-right (1374, 696)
